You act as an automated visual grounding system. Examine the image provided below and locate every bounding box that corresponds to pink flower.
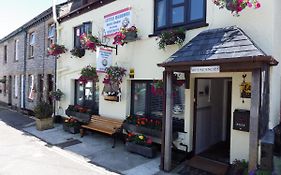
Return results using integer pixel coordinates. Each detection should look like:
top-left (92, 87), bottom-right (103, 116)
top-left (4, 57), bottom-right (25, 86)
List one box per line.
top-left (247, 2), bottom-right (252, 8)
top-left (255, 2), bottom-right (261, 9)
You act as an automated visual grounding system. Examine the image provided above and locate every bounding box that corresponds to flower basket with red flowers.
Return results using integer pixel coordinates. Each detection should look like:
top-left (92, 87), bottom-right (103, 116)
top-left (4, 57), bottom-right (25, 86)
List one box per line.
top-left (213, 0), bottom-right (261, 16)
top-left (47, 44), bottom-right (67, 56)
top-left (65, 105), bottom-right (91, 123)
top-left (63, 117), bottom-right (81, 134)
top-left (80, 33), bottom-right (101, 51)
top-left (113, 26), bottom-right (138, 46)
top-left (78, 65), bottom-right (98, 84)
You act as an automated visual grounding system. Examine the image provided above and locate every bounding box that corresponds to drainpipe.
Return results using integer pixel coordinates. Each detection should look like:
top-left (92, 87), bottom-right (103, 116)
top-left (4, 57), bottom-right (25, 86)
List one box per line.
top-left (23, 29), bottom-right (28, 109)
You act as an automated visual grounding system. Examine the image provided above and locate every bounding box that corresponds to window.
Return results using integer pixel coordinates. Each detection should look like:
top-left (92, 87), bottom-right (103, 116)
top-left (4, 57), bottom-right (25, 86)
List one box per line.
top-left (74, 22), bottom-right (92, 48)
top-left (48, 24), bottom-right (55, 46)
top-left (14, 75), bottom-right (18, 98)
top-left (4, 45), bottom-right (7, 64)
top-left (74, 80), bottom-right (99, 114)
top-left (28, 75), bottom-right (35, 101)
top-left (29, 32), bottom-right (35, 58)
top-left (14, 39), bottom-right (19, 61)
top-left (154, 0), bottom-right (206, 31)
top-left (131, 80), bottom-right (186, 118)
top-left (38, 74), bottom-right (44, 101)
top-left (3, 76), bottom-right (7, 96)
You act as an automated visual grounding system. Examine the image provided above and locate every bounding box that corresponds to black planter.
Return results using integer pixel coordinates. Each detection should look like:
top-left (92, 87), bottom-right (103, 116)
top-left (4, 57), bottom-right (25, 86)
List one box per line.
top-left (125, 142), bottom-right (157, 158)
top-left (124, 32), bottom-right (137, 42)
top-left (123, 123), bottom-right (161, 138)
top-left (63, 123), bottom-right (80, 134)
top-left (274, 123), bottom-right (281, 155)
top-left (53, 115), bottom-right (63, 123)
top-left (65, 109), bottom-right (91, 123)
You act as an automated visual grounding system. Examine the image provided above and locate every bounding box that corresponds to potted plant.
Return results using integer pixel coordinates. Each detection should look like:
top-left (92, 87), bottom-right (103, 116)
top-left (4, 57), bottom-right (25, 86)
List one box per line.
top-left (102, 66), bottom-right (126, 102)
top-left (47, 43), bottom-right (67, 56)
top-left (0, 78), bottom-right (6, 83)
top-left (34, 101), bottom-right (54, 131)
top-left (213, 0), bottom-right (261, 16)
top-left (113, 26), bottom-right (138, 45)
top-left (230, 159), bottom-right (248, 175)
top-left (125, 133), bottom-right (156, 158)
top-left (80, 33), bottom-right (101, 51)
top-left (49, 89), bottom-right (64, 101)
top-left (157, 27), bottom-right (186, 50)
top-left (65, 105), bottom-right (91, 123)
top-left (63, 117), bottom-right (81, 134)
top-left (70, 47), bottom-right (86, 58)
top-left (78, 65), bottom-right (98, 84)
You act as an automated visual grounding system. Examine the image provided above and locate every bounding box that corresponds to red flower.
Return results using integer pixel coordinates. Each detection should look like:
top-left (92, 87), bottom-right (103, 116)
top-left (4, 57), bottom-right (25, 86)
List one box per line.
top-left (255, 2), bottom-right (261, 9)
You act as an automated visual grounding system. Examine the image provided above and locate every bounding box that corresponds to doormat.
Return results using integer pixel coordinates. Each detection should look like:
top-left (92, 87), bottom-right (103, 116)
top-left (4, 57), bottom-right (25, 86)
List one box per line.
top-left (177, 165), bottom-right (214, 175)
top-left (55, 139), bottom-right (82, 148)
top-left (186, 156), bottom-right (229, 175)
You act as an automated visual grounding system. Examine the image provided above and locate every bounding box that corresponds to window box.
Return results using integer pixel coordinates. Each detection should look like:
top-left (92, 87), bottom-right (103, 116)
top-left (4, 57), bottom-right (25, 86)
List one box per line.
top-left (126, 142), bottom-right (157, 158)
top-left (124, 31), bottom-right (138, 42)
top-left (104, 95), bottom-right (118, 102)
top-left (123, 123), bottom-right (162, 138)
top-left (65, 108), bottom-right (91, 123)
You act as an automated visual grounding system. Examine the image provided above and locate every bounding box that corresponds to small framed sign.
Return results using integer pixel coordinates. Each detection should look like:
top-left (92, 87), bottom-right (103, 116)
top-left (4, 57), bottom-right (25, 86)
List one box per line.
top-left (233, 109), bottom-right (250, 132)
top-left (190, 66), bottom-right (220, 74)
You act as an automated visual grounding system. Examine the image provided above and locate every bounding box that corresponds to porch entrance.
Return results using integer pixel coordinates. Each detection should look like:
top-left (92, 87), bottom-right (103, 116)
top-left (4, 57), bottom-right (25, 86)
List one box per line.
top-left (194, 78), bottom-right (232, 164)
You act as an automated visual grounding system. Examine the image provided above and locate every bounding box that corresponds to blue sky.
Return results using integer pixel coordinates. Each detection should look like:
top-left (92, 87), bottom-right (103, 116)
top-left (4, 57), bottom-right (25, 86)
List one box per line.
top-left (0, 0), bottom-right (66, 38)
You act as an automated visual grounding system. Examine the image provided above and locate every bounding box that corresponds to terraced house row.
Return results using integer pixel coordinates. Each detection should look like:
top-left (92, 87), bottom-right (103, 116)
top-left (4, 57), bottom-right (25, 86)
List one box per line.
top-left (0, 0), bottom-right (280, 173)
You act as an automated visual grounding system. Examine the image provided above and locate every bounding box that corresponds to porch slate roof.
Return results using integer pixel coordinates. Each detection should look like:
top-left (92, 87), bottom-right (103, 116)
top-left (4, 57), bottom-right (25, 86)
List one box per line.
top-left (159, 26), bottom-right (277, 67)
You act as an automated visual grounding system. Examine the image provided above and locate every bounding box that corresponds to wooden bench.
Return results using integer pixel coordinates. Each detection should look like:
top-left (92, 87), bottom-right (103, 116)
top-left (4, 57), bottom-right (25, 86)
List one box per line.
top-left (80, 115), bottom-right (123, 148)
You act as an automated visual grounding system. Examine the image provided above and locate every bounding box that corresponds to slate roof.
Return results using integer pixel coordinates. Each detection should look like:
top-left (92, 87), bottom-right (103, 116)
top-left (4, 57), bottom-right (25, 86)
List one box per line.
top-left (160, 26), bottom-right (277, 67)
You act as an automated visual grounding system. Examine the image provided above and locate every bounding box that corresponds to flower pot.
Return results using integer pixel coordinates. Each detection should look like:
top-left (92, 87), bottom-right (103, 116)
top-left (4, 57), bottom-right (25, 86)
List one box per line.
top-left (165, 33), bottom-right (186, 46)
top-left (35, 118), bottom-right (54, 131)
top-left (123, 123), bottom-right (161, 138)
top-left (125, 142), bottom-right (157, 158)
top-left (124, 31), bottom-right (137, 42)
top-left (63, 123), bottom-right (80, 134)
top-left (65, 109), bottom-right (91, 123)
top-left (104, 95), bottom-right (119, 102)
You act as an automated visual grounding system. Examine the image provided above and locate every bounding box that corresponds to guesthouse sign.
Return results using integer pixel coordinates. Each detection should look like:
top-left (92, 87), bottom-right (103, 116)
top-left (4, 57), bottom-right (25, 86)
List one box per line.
top-left (96, 47), bottom-right (113, 72)
top-left (104, 7), bottom-right (132, 37)
top-left (190, 66), bottom-right (220, 74)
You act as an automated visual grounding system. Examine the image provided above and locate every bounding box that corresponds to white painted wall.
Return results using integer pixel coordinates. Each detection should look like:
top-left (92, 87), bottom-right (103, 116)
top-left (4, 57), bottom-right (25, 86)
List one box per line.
top-left (57, 0), bottom-right (280, 164)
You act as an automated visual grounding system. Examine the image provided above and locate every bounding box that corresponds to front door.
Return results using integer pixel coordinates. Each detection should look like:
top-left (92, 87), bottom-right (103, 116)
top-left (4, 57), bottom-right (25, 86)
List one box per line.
top-left (8, 76), bottom-right (12, 106)
top-left (20, 75), bottom-right (24, 108)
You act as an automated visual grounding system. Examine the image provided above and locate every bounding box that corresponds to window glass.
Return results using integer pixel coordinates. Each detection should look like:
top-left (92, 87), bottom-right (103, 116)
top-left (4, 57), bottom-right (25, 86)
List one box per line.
top-left (83, 22), bottom-right (92, 34)
top-left (172, 6), bottom-right (185, 24)
top-left (190, 0), bottom-right (204, 21)
top-left (75, 81), bottom-right (84, 106)
top-left (14, 75), bottom-right (18, 98)
top-left (172, 0), bottom-right (184, 5)
top-left (85, 81), bottom-right (93, 101)
top-left (48, 24), bottom-right (55, 38)
top-left (157, 0), bottom-right (167, 28)
top-left (15, 40), bottom-right (19, 61)
top-left (30, 33), bottom-right (35, 46)
top-left (150, 82), bottom-right (164, 117)
top-left (133, 82), bottom-right (147, 116)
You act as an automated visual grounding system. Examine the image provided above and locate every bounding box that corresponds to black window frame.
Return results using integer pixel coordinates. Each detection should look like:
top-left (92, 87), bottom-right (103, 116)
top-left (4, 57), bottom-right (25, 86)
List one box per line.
top-left (130, 80), bottom-right (164, 117)
top-left (154, 0), bottom-right (207, 33)
top-left (73, 22), bottom-right (92, 48)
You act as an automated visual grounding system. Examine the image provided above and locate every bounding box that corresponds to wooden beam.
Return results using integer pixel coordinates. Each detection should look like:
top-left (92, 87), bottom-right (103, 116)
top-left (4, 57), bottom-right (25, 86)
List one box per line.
top-left (249, 69), bottom-right (261, 171)
top-left (160, 71), bottom-right (167, 170)
top-left (185, 72), bottom-right (190, 89)
top-left (163, 71), bottom-right (173, 171)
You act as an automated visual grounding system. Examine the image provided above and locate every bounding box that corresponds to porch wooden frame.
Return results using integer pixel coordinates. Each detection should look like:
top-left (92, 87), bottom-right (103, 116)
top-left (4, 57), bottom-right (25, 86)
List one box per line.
top-left (159, 55), bottom-right (278, 172)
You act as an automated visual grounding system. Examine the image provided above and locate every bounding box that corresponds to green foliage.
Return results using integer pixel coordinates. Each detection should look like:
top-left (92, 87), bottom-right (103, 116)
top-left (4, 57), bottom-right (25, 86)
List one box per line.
top-left (34, 101), bottom-right (53, 119)
top-left (157, 27), bottom-right (186, 50)
top-left (70, 47), bottom-right (85, 58)
top-left (81, 65), bottom-right (97, 78)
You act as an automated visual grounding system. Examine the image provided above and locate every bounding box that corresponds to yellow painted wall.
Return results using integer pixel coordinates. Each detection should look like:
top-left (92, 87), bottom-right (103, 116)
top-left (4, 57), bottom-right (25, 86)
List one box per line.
top-left (57, 0), bottom-right (280, 163)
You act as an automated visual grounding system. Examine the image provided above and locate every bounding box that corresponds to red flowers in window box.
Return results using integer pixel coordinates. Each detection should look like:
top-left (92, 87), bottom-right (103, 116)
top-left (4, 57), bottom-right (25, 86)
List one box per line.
top-left (47, 44), bottom-right (67, 56)
top-left (113, 26), bottom-right (138, 46)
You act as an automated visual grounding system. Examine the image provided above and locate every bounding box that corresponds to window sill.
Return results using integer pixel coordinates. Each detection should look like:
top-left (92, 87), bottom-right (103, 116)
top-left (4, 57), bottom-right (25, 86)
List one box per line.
top-left (28, 56), bottom-right (34, 59)
top-left (148, 22), bottom-right (209, 37)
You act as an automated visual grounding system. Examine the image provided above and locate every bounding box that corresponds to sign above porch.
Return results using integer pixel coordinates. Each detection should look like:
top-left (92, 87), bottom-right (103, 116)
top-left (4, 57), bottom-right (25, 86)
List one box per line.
top-left (104, 7), bottom-right (132, 37)
top-left (190, 66), bottom-right (220, 74)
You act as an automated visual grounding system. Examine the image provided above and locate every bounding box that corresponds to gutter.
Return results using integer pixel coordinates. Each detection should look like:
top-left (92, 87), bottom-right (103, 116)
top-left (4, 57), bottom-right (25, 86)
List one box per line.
top-left (23, 30), bottom-right (28, 109)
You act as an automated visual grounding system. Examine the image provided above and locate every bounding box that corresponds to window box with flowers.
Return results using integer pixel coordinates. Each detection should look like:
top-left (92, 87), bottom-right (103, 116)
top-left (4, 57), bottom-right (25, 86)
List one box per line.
top-left (113, 26), bottom-right (138, 46)
top-left (157, 27), bottom-right (185, 50)
top-left (80, 33), bottom-right (101, 52)
top-left (125, 133), bottom-right (157, 158)
top-left (102, 65), bottom-right (126, 102)
top-left (63, 117), bottom-right (81, 134)
top-left (65, 105), bottom-right (91, 123)
top-left (213, 0), bottom-right (261, 16)
top-left (47, 44), bottom-right (67, 57)
top-left (70, 47), bottom-right (86, 58)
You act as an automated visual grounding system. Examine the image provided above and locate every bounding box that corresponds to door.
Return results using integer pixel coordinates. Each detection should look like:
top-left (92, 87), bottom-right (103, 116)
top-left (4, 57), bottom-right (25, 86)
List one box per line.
top-left (20, 75), bottom-right (24, 108)
top-left (8, 76), bottom-right (12, 105)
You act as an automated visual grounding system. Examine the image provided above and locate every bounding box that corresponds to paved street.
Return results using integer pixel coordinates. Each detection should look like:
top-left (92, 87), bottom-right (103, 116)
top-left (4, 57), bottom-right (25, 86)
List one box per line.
top-left (0, 106), bottom-right (118, 175)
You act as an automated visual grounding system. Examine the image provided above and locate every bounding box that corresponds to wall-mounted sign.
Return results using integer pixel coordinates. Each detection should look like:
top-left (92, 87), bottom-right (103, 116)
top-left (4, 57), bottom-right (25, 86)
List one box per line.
top-left (233, 109), bottom-right (250, 132)
top-left (104, 7), bottom-right (132, 37)
top-left (96, 47), bottom-right (113, 72)
top-left (190, 66), bottom-right (220, 74)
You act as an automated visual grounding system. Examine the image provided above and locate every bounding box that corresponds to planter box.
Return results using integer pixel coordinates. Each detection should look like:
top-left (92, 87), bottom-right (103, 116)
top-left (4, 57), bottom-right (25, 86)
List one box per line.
top-left (123, 123), bottom-right (161, 138)
top-left (65, 109), bottom-right (91, 123)
top-left (124, 32), bottom-right (137, 42)
top-left (63, 123), bottom-right (80, 134)
top-left (104, 95), bottom-right (118, 102)
top-left (125, 142), bottom-right (157, 158)
top-left (35, 118), bottom-right (54, 131)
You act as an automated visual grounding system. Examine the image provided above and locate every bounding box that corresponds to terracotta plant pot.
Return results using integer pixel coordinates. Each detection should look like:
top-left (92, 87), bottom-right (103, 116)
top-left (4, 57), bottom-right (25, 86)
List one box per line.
top-left (104, 95), bottom-right (119, 102)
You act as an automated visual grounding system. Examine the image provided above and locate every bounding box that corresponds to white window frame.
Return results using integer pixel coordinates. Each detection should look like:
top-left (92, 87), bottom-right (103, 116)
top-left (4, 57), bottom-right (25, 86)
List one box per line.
top-left (29, 32), bottom-right (35, 57)
top-left (14, 75), bottom-right (18, 98)
top-left (15, 39), bottom-right (19, 61)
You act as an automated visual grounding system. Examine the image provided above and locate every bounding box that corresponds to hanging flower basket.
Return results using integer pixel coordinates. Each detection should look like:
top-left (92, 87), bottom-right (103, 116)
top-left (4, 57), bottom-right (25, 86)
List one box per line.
top-left (113, 26), bottom-right (138, 46)
top-left (49, 89), bottom-right (64, 101)
top-left (79, 65), bottom-right (98, 83)
top-left (157, 27), bottom-right (185, 50)
top-left (47, 44), bottom-right (67, 56)
top-left (70, 47), bottom-right (85, 58)
top-left (80, 33), bottom-right (101, 52)
top-left (213, 0), bottom-right (261, 16)
top-left (0, 78), bottom-right (6, 83)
